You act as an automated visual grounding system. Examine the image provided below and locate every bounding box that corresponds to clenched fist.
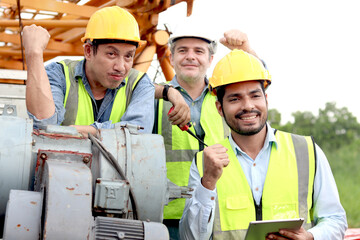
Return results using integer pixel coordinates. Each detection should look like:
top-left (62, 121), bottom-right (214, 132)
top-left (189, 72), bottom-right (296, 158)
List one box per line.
top-left (201, 144), bottom-right (229, 190)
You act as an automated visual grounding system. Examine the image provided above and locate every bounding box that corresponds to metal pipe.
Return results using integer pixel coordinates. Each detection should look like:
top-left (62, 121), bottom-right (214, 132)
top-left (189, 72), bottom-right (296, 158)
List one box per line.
top-left (0, 19), bottom-right (88, 28)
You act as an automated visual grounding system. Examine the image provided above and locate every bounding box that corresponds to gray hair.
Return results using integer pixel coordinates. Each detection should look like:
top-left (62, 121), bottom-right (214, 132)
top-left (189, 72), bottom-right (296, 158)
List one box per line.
top-left (169, 37), bottom-right (217, 57)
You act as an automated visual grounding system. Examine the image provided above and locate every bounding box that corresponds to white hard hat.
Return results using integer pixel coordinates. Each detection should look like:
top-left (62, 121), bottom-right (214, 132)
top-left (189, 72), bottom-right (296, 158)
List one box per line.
top-left (168, 20), bottom-right (217, 54)
top-left (168, 34), bottom-right (214, 45)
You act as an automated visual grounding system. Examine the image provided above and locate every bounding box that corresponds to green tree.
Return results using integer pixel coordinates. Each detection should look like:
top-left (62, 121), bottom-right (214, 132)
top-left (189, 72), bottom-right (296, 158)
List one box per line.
top-left (313, 102), bottom-right (360, 150)
top-left (268, 109), bottom-right (282, 129)
top-left (271, 102), bottom-right (360, 152)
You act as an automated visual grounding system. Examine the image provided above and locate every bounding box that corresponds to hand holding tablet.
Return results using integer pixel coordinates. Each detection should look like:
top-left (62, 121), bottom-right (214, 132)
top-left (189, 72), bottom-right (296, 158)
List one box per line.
top-left (244, 218), bottom-right (304, 240)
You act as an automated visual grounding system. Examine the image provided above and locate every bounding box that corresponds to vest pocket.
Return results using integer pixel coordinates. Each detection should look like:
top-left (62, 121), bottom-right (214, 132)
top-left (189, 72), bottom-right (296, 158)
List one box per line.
top-left (220, 196), bottom-right (253, 230)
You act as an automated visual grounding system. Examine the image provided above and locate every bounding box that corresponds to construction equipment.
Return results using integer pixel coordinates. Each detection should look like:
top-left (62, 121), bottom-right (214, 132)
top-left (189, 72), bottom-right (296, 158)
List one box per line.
top-left (0, 107), bottom-right (192, 239)
top-left (0, 0), bottom-right (196, 82)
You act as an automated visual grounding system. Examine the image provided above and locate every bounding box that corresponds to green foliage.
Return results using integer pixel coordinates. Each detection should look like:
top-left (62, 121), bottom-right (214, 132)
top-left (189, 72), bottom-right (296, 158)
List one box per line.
top-left (314, 102), bottom-right (360, 150)
top-left (268, 109), bottom-right (282, 129)
top-left (273, 102), bottom-right (360, 152)
top-left (270, 102), bottom-right (360, 227)
top-left (326, 139), bottom-right (360, 227)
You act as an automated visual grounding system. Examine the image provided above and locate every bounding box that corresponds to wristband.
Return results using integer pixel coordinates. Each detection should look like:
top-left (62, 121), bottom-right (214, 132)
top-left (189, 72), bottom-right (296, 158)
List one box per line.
top-left (162, 84), bottom-right (172, 101)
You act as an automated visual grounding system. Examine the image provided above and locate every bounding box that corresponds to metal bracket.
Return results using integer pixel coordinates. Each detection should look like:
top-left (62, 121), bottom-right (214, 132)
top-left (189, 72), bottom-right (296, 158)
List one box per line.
top-left (166, 179), bottom-right (193, 204)
top-left (2, 104), bottom-right (17, 116)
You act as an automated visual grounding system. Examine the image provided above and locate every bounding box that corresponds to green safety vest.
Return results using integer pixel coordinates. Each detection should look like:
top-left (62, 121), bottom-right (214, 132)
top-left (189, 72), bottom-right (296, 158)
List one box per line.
top-left (155, 92), bottom-right (229, 220)
top-left (196, 131), bottom-right (315, 240)
top-left (59, 60), bottom-right (144, 126)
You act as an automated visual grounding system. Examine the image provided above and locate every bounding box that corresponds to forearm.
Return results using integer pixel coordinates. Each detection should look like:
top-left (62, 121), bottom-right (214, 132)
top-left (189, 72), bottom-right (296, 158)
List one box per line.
top-left (71, 125), bottom-right (97, 138)
top-left (180, 185), bottom-right (215, 240)
top-left (154, 83), bottom-right (164, 99)
top-left (25, 50), bottom-right (55, 119)
top-left (308, 217), bottom-right (347, 240)
top-left (118, 76), bottom-right (155, 133)
top-left (180, 161), bottom-right (216, 240)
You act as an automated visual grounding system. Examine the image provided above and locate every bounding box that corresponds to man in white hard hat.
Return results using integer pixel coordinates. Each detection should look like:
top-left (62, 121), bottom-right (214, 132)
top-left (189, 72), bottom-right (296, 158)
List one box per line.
top-left (153, 27), bottom-right (261, 239)
top-left (179, 50), bottom-right (347, 240)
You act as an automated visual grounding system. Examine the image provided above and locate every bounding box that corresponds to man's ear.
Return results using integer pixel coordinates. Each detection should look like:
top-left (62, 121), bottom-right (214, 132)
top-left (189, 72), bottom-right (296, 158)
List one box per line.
top-left (216, 100), bottom-right (224, 117)
top-left (169, 52), bottom-right (174, 67)
top-left (84, 43), bottom-right (92, 60)
top-left (209, 54), bottom-right (214, 65)
top-left (265, 93), bottom-right (268, 106)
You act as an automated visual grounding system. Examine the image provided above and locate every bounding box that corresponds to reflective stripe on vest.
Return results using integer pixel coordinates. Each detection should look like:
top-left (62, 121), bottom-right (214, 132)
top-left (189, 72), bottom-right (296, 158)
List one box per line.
top-left (60, 60), bottom-right (144, 125)
top-left (156, 92), bottom-right (229, 220)
top-left (196, 131), bottom-right (315, 239)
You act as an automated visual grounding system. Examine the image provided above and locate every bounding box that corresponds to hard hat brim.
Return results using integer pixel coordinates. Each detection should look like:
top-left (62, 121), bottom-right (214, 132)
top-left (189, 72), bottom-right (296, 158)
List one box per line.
top-left (81, 37), bottom-right (147, 48)
top-left (168, 35), bottom-right (213, 45)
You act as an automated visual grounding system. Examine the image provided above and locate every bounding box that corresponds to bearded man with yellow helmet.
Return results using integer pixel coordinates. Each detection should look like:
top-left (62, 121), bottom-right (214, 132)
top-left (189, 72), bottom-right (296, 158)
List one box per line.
top-left (179, 50), bottom-right (347, 240)
top-left (22, 6), bottom-right (173, 135)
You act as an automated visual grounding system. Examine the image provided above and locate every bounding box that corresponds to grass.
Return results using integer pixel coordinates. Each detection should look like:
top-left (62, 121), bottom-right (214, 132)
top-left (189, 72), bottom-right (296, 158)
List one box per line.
top-left (324, 139), bottom-right (360, 228)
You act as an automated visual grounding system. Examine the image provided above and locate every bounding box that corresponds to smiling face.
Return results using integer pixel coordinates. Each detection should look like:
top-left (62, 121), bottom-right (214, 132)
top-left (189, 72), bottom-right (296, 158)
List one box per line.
top-left (216, 81), bottom-right (268, 136)
top-left (84, 42), bottom-right (136, 92)
top-left (170, 38), bottom-right (213, 84)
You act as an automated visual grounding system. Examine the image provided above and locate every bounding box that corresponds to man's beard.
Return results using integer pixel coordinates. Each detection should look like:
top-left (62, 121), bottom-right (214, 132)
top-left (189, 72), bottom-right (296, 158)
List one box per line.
top-left (223, 109), bottom-right (267, 136)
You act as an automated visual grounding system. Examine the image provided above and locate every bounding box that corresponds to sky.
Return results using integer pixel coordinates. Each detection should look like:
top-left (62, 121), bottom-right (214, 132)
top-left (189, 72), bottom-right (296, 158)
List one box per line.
top-left (154, 0), bottom-right (360, 124)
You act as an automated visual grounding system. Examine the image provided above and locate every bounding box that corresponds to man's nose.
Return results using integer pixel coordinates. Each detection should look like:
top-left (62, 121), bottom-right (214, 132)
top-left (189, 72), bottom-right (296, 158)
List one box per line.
top-left (185, 50), bottom-right (196, 60)
top-left (242, 97), bottom-right (255, 111)
top-left (114, 58), bottom-right (125, 72)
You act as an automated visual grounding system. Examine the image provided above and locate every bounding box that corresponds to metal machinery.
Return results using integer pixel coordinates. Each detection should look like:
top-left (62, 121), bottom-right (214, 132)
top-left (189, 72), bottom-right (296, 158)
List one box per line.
top-left (0, 108), bottom-right (191, 239)
top-left (0, 0), bottom-right (196, 239)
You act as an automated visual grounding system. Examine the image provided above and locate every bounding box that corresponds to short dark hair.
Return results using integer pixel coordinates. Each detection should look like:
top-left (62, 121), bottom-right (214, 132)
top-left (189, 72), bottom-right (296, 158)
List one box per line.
top-left (90, 39), bottom-right (138, 55)
top-left (216, 80), bottom-right (266, 105)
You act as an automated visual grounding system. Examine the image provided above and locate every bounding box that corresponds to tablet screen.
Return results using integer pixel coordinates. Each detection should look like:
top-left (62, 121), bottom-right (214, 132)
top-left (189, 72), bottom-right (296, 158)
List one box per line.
top-left (244, 218), bottom-right (304, 240)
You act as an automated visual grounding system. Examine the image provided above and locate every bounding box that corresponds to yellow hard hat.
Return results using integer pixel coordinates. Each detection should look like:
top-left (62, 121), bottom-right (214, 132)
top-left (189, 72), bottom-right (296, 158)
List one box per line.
top-left (209, 49), bottom-right (271, 95)
top-left (81, 6), bottom-right (146, 47)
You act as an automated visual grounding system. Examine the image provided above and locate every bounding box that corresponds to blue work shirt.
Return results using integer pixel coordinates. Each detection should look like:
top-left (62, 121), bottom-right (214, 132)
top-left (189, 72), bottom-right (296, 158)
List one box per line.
top-left (179, 123), bottom-right (348, 240)
top-left (167, 76), bottom-right (209, 137)
top-left (28, 59), bottom-right (155, 133)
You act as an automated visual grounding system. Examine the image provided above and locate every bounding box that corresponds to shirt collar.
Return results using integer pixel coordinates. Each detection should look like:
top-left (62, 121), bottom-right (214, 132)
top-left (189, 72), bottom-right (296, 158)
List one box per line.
top-left (229, 122), bottom-right (278, 156)
top-left (169, 75), bottom-right (209, 94)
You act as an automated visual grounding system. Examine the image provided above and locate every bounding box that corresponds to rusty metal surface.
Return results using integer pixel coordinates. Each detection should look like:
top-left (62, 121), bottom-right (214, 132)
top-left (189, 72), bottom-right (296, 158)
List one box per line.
top-left (3, 190), bottom-right (42, 240)
top-left (97, 125), bottom-right (168, 222)
top-left (0, 115), bottom-right (179, 239)
top-left (42, 159), bottom-right (93, 239)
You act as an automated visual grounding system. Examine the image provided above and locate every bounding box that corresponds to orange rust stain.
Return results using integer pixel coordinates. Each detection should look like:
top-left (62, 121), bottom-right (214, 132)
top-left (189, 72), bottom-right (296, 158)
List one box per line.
top-left (66, 187), bottom-right (75, 191)
top-left (30, 201), bottom-right (37, 205)
top-left (17, 224), bottom-right (21, 227)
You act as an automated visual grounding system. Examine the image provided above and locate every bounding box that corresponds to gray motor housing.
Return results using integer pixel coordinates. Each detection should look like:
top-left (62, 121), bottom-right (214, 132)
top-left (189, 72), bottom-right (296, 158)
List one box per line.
top-left (0, 115), bottom-right (172, 239)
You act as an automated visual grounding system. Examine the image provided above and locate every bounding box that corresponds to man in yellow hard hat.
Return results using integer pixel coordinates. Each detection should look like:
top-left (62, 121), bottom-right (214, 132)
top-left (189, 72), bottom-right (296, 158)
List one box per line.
top-left (153, 27), bottom-right (261, 240)
top-left (22, 6), bottom-right (187, 136)
top-left (179, 50), bottom-right (347, 240)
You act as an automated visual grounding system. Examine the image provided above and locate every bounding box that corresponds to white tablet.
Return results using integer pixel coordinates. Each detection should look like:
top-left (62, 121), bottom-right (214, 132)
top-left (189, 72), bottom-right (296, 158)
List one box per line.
top-left (244, 218), bottom-right (304, 240)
